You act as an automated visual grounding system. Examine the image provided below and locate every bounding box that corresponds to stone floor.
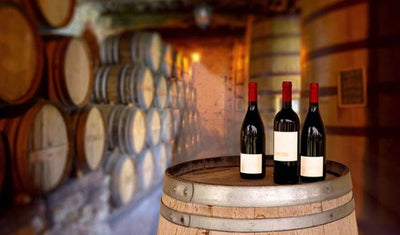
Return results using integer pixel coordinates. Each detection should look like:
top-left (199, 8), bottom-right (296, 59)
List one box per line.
top-left (109, 187), bottom-right (162, 235)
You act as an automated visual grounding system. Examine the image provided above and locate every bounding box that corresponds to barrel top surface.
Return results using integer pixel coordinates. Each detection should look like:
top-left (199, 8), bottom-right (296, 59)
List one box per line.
top-left (36, 0), bottom-right (73, 27)
top-left (29, 104), bottom-right (69, 192)
top-left (84, 107), bottom-right (106, 170)
top-left (64, 38), bottom-right (92, 105)
top-left (163, 156), bottom-right (352, 207)
top-left (0, 5), bottom-right (38, 102)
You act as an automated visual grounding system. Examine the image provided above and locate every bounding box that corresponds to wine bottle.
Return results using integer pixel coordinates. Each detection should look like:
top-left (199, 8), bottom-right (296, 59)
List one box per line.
top-left (240, 82), bottom-right (265, 179)
top-left (300, 83), bottom-right (326, 182)
top-left (273, 81), bottom-right (299, 184)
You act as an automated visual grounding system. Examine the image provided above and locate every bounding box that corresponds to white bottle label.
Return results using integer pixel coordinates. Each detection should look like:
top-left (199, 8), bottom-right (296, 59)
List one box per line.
top-left (274, 131), bottom-right (298, 161)
top-left (240, 153), bottom-right (262, 174)
top-left (301, 156), bottom-right (324, 177)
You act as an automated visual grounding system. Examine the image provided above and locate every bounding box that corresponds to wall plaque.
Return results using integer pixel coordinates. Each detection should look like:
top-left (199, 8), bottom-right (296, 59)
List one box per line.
top-left (337, 68), bottom-right (367, 108)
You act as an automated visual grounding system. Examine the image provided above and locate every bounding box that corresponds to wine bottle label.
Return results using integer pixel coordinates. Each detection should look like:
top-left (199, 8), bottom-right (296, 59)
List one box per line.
top-left (273, 131), bottom-right (298, 161)
top-left (240, 153), bottom-right (262, 174)
top-left (300, 156), bottom-right (324, 177)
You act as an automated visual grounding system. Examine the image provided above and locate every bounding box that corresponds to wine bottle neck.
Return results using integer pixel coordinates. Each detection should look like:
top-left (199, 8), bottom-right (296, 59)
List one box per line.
top-left (282, 101), bottom-right (292, 109)
top-left (309, 102), bottom-right (319, 112)
top-left (248, 101), bottom-right (258, 110)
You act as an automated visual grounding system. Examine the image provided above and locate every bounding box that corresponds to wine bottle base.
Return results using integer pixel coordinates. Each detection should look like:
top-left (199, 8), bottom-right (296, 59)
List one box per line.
top-left (240, 172), bottom-right (265, 179)
top-left (273, 177), bottom-right (299, 185)
top-left (300, 176), bottom-right (325, 183)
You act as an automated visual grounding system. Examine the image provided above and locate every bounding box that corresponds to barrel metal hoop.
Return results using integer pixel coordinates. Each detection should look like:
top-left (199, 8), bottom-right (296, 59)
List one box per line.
top-left (163, 158), bottom-right (352, 207)
top-left (160, 198), bottom-right (355, 232)
top-left (164, 176), bottom-right (194, 202)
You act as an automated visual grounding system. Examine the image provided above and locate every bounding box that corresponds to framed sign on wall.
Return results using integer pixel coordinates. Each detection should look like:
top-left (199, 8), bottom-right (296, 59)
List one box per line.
top-left (337, 68), bottom-right (367, 108)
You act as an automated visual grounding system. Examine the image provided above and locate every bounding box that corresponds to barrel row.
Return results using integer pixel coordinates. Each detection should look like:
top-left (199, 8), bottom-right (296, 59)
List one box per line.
top-left (104, 144), bottom-right (172, 208)
top-left (92, 65), bottom-right (197, 110)
top-left (100, 31), bottom-right (193, 83)
top-left (0, 100), bottom-right (176, 197)
top-left (97, 105), bottom-right (175, 154)
top-left (0, 2), bottom-right (85, 107)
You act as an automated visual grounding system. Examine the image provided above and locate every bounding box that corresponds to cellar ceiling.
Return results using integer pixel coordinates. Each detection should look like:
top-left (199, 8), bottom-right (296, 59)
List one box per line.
top-left (83, 0), bottom-right (300, 34)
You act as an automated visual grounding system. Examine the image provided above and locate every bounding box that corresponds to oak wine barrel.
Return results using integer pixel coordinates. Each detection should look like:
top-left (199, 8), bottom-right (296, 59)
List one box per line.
top-left (172, 51), bottom-right (182, 79)
top-left (184, 84), bottom-right (197, 109)
top-left (94, 65), bottom-right (155, 109)
top-left (21, 0), bottom-right (75, 28)
top-left (83, 26), bottom-right (101, 68)
top-left (0, 3), bottom-right (43, 105)
top-left (45, 36), bottom-right (93, 108)
top-left (102, 32), bottom-right (162, 72)
top-left (181, 56), bottom-right (191, 85)
top-left (172, 109), bottom-right (182, 138)
top-left (146, 108), bottom-right (161, 147)
top-left (98, 105), bottom-right (146, 155)
top-left (158, 156), bottom-right (358, 234)
top-left (153, 73), bottom-right (168, 109)
top-left (153, 143), bottom-right (171, 181)
top-left (176, 81), bottom-right (185, 109)
top-left (0, 134), bottom-right (6, 194)
top-left (161, 109), bottom-right (173, 143)
top-left (301, 0), bottom-right (400, 225)
top-left (0, 100), bottom-right (72, 196)
top-left (161, 43), bottom-right (173, 78)
top-left (100, 36), bottom-right (117, 65)
top-left (71, 106), bottom-right (107, 173)
top-left (168, 79), bottom-right (178, 108)
top-left (250, 15), bottom-right (301, 155)
top-left (104, 152), bottom-right (137, 208)
top-left (137, 148), bottom-right (155, 191)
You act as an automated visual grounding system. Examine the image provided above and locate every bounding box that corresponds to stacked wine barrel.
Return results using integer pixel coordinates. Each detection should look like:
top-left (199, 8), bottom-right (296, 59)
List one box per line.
top-left (170, 55), bottom-right (201, 164)
top-left (0, 1), bottom-right (109, 203)
top-left (94, 31), bottom-right (202, 209)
